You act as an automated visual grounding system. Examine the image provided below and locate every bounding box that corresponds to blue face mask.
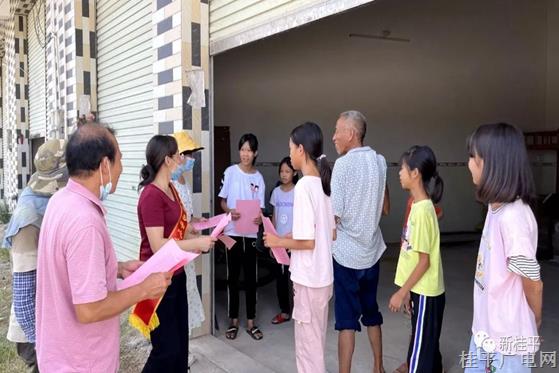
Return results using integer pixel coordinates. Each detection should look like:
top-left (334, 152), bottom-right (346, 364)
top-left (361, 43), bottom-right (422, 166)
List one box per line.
top-left (171, 158), bottom-right (196, 181)
top-left (99, 165), bottom-right (112, 201)
top-left (184, 158), bottom-right (196, 172)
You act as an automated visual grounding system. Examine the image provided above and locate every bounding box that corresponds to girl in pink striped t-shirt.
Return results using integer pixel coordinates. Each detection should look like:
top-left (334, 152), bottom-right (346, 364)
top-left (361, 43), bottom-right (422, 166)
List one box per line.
top-left (465, 123), bottom-right (543, 373)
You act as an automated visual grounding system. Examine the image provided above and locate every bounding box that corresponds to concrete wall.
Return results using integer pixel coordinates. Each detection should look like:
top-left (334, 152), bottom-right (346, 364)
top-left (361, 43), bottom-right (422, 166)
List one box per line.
top-left (214, 0), bottom-right (550, 242)
top-left (536, 0), bottom-right (559, 194)
top-left (547, 0), bottom-right (559, 129)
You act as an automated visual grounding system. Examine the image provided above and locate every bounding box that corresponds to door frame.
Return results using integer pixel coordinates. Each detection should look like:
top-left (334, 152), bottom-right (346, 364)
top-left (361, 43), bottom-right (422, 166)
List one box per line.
top-left (210, 55), bottom-right (216, 335)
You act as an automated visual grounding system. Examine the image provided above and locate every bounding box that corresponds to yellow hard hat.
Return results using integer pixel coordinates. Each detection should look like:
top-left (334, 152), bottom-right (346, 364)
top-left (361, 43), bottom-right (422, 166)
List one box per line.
top-left (172, 131), bottom-right (204, 154)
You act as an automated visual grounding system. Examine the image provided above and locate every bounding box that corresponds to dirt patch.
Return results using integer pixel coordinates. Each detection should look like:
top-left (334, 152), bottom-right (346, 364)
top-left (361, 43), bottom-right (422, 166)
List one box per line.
top-left (119, 314), bottom-right (151, 371)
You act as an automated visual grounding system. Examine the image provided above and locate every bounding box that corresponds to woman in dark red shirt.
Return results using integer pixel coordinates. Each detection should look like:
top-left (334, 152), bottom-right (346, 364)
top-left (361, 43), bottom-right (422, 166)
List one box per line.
top-left (136, 135), bottom-right (215, 373)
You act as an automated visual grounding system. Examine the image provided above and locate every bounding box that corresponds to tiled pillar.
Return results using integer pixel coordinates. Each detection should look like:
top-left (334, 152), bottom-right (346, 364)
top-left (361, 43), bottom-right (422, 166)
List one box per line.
top-left (0, 0), bottom-right (96, 205)
top-left (45, 0), bottom-right (96, 139)
top-left (5, 4), bottom-right (33, 208)
top-left (190, 0), bottom-right (211, 339)
top-left (45, 0), bottom-right (59, 138)
top-left (1, 43), bottom-right (7, 202)
top-left (152, 0), bottom-right (211, 336)
top-left (0, 66), bottom-right (4, 200)
top-left (4, 4), bottom-right (15, 208)
top-left (14, 14), bottom-right (30, 194)
top-left (68, 0), bottom-right (97, 124)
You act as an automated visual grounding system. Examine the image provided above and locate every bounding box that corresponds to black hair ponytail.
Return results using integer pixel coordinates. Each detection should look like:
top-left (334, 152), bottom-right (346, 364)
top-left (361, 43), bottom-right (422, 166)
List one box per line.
top-left (317, 155), bottom-right (332, 196)
top-left (139, 164), bottom-right (156, 190)
top-left (138, 135), bottom-right (178, 191)
top-left (290, 122), bottom-right (331, 196)
top-left (431, 171), bottom-right (444, 204)
top-left (400, 145), bottom-right (444, 203)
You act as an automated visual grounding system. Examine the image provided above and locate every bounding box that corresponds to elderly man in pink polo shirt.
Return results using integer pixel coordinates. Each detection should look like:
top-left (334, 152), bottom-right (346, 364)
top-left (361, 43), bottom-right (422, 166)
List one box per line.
top-left (35, 124), bottom-right (172, 372)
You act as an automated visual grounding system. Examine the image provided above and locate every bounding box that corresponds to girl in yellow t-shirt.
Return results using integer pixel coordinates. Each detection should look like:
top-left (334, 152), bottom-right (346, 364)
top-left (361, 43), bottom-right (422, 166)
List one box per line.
top-left (390, 145), bottom-right (445, 373)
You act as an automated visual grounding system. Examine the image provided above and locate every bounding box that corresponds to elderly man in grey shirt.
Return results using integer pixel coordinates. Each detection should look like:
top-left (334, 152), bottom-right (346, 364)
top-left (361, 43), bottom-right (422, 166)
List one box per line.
top-left (331, 111), bottom-right (389, 373)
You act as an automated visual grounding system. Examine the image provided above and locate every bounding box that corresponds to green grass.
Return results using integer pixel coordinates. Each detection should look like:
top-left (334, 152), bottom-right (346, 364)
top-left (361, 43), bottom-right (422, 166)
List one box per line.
top-left (0, 248), bottom-right (10, 263)
top-left (0, 249), bottom-right (27, 373)
top-left (0, 201), bottom-right (11, 224)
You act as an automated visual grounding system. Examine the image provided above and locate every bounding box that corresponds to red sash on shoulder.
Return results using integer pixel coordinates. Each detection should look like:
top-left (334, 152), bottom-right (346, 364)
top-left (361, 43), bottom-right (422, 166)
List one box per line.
top-left (129, 183), bottom-right (188, 338)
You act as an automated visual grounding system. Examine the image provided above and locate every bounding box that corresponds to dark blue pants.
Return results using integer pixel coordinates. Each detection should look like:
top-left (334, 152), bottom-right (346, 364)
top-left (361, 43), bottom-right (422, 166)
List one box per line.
top-left (333, 259), bottom-right (383, 331)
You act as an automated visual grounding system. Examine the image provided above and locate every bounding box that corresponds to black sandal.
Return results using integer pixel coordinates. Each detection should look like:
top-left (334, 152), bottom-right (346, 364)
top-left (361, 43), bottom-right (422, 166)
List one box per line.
top-left (225, 325), bottom-right (239, 340)
top-left (246, 326), bottom-right (263, 340)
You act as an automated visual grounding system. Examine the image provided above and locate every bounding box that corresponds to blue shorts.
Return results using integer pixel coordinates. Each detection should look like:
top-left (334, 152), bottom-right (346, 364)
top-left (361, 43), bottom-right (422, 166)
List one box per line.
top-left (333, 259), bottom-right (383, 331)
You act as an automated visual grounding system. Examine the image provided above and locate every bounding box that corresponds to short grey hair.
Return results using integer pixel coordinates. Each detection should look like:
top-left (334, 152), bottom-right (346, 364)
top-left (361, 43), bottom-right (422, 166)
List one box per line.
top-left (339, 110), bottom-right (367, 143)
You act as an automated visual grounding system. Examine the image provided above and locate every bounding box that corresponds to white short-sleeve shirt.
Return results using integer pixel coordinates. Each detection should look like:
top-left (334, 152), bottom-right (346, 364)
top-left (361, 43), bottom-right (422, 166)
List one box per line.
top-left (290, 176), bottom-right (335, 288)
top-left (218, 164), bottom-right (266, 238)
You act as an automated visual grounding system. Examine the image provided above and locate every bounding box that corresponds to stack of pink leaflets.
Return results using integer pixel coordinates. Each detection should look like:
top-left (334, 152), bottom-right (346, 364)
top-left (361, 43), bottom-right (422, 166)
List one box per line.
top-left (262, 216), bottom-right (290, 265)
top-left (118, 240), bottom-right (198, 291)
top-left (192, 214), bottom-right (226, 232)
top-left (193, 213), bottom-right (236, 249)
top-left (235, 200), bottom-right (261, 234)
top-left (118, 214), bottom-right (234, 291)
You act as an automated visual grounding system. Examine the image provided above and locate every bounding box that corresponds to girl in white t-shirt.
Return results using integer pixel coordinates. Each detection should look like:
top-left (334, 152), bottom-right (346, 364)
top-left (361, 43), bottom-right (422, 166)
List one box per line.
top-left (465, 123), bottom-right (543, 372)
top-left (270, 156), bottom-right (298, 325)
top-left (264, 122), bottom-right (335, 373)
top-left (218, 133), bottom-right (266, 341)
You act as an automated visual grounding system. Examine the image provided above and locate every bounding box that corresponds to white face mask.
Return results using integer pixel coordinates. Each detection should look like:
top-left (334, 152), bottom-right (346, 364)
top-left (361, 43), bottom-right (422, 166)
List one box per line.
top-left (99, 161), bottom-right (113, 201)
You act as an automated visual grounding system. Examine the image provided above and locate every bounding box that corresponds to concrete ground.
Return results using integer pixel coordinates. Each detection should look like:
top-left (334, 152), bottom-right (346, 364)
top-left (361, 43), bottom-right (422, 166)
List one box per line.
top-left (2, 241), bottom-right (555, 372)
top-left (213, 243), bottom-right (559, 373)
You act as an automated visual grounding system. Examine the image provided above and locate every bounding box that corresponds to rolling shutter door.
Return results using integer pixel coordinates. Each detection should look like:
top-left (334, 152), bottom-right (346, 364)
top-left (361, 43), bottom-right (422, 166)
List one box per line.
top-left (28, 0), bottom-right (47, 138)
top-left (97, 0), bottom-right (153, 260)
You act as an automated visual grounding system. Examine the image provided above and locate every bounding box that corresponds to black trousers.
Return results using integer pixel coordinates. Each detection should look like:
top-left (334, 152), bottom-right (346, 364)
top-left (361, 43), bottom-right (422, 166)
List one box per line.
top-left (226, 236), bottom-right (258, 320)
top-left (16, 342), bottom-right (39, 373)
top-left (143, 271), bottom-right (188, 373)
top-left (407, 292), bottom-right (445, 373)
top-left (275, 263), bottom-right (291, 314)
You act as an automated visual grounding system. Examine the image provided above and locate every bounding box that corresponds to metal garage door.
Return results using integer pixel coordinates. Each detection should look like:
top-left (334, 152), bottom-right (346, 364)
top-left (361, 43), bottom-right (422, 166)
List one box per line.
top-left (28, 0), bottom-right (46, 138)
top-left (97, 0), bottom-right (153, 260)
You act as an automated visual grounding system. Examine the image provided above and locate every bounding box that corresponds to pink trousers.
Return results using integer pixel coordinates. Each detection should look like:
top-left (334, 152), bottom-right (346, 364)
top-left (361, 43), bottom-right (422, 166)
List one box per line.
top-left (292, 282), bottom-right (333, 373)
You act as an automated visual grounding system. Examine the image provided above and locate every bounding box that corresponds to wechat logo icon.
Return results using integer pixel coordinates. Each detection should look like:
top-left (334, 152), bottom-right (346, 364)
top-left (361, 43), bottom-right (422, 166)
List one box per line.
top-left (474, 331), bottom-right (496, 353)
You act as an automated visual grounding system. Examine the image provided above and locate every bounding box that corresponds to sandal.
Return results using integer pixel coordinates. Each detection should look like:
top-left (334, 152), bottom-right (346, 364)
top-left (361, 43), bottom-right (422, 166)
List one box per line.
top-left (225, 325), bottom-right (239, 340)
top-left (271, 313), bottom-right (291, 325)
top-left (246, 326), bottom-right (263, 340)
top-left (393, 362), bottom-right (408, 373)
